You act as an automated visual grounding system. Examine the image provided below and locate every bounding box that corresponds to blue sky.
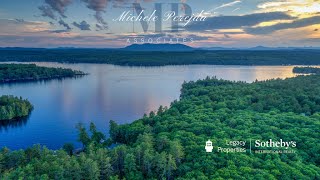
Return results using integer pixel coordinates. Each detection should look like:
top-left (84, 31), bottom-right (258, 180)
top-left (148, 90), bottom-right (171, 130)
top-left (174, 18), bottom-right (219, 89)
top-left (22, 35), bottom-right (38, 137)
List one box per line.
top-left (0, 0), bottom-right (319, 48)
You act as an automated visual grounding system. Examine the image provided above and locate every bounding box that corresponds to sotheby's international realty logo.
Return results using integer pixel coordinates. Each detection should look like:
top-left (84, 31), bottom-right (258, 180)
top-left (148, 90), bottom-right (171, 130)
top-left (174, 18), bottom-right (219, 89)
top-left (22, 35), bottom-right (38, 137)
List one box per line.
top-left (205, 139), bottom-right (297, 154)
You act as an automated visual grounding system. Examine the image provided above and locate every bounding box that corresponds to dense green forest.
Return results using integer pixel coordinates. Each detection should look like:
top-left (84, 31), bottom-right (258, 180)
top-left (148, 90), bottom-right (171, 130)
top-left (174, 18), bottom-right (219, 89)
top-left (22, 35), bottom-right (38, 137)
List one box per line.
top-left (0, 95), bottom-right (33, 120)
top-left (293, 66), bottom-right (320, 74)
top-left (0, 64), bottom-right (85, 83)
top-left (1, 75), bottom-right (320, 179)
top-left (0, 75), bottom-right (320, 180)
top-left (1, 49), bottom-right (320, 66)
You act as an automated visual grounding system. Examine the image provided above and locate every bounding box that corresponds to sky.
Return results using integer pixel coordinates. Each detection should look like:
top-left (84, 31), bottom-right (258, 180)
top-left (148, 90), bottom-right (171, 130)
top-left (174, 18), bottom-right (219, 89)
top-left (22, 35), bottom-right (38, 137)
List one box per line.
top-left (0, 0), bottom-right (319, 48)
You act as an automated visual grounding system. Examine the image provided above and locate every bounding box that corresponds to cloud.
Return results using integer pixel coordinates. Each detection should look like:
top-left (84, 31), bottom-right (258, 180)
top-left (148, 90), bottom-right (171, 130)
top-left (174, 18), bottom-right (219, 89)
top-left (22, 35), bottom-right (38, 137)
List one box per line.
top-left (0, 34), bottom-right (120, 48)
top-left (58, 19), bottom-right (71, 30)
top-left (258, 1), bottom-right (295, 9)
top-left (232, 8), bottom-right (240, 12)
top-left (214, 0), bottom-right (241, 10)
top-left (95, 12), bottom-right (108, 30)
top-left (38, 5), bottom-right (56, 19)
top-left (96, 23), bottom-right (107, 31)
top-left (0, 19), bottom-right (51, 34)
top-left (12, 19), bottom-right (45, 26)
top-left (73, 21), bottom-right (91, 30)
top-left (257, 0), bottom-right (320, 15)
top-left (82, 0), bottom-right (108, 11)
top-left (185, 34), bottom-right (211, 41)
top-left (48, 29), bottom-right (71, 33)
top-left (38, 0), bottom-right (73, 20)
top-left (183, 12), bottom-right (294, 31)
top-left (224, 33), bottom-right (231, 38)
top-left (245, 16), bottom-right (320, 34)
top-left (81, 0), bottom-right (152, 31)
top-left (0, 19), bottom-right (48, 26)
top-left (81, 0), bottom-right (109, 30)
top-left (44, 0), bottom-right (73, 17)
top-left (38, 0), bottom-right (154, 31)
top-left (14, 19), bottom-right (25, 23)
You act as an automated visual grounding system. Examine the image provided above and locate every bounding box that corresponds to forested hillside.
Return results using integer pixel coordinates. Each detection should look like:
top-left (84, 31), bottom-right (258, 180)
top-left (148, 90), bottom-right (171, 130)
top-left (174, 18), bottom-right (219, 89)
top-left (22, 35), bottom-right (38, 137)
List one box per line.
top-left (0, 95), bottom-right (33, 120)
top-left (1, 49), bottom-right (320, 66)
top-left (293, 66), bottom-right (320, 74)
top-left (1, 75), bottom-right (320, 179)
top-left (0, 64), bottom-right (85, 83)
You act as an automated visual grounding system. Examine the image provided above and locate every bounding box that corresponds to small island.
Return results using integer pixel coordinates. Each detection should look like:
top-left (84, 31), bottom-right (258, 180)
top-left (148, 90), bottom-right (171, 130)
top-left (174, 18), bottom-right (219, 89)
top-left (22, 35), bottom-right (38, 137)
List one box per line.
top-left (293, 66), bottom-right (320, 74)
top-left (0, 95), bottom-right (33, 121)
top-left (0, 64), bottom-right (86, 83)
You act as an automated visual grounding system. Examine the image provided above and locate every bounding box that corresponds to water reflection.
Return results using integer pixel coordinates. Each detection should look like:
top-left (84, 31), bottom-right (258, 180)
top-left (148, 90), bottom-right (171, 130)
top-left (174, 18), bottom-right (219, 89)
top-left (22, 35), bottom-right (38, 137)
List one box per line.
top-left (0, 63), bottom-right (300, 150)
top-left (0, 116), bottom-right (30, 131)
top-left (0, 76), bottom-right (85, 87)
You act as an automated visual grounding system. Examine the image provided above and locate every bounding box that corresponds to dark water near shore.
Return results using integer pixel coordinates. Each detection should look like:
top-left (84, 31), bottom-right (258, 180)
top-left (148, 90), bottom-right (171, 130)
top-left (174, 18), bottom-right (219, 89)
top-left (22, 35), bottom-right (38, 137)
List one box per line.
top-left (0, 63), bottom-right (298, 150)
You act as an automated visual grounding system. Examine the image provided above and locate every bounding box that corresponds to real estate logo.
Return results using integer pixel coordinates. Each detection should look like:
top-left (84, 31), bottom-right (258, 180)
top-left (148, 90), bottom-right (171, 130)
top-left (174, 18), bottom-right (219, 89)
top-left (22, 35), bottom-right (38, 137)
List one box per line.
top-left (205, 140), bottom-right (213, 152)
top-left (114, 2), bottom-right (207, 44)
top-left (112, 3), bottom-right (206, 33)
top-left (205, 139), bottom-right (297, 154)
top-left (254, 139), bottom-right (297, 154)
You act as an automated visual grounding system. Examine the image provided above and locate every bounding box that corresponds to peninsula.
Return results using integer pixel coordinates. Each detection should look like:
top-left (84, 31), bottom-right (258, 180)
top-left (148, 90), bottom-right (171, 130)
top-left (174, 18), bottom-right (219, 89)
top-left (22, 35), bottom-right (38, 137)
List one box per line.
top-left (0, 64), bottom-right (86, 83)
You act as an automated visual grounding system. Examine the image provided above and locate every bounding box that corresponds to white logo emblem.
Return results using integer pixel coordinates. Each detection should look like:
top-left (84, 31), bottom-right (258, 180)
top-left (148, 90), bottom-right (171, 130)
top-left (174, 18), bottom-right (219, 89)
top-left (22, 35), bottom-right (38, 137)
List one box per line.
top-left (205, 140), bottom-right (213, 152)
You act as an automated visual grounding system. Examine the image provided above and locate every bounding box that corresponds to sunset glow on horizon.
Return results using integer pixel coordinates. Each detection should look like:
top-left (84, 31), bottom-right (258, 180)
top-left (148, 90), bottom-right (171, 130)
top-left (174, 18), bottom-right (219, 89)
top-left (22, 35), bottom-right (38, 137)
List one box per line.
top-left (0, 0), bottom-right (319, 48)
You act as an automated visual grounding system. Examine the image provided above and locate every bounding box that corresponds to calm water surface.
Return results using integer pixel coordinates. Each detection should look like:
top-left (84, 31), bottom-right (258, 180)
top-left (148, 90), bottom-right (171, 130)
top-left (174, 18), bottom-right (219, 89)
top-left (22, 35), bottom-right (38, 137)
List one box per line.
top-left (0, 63), bottom-right (298, 150)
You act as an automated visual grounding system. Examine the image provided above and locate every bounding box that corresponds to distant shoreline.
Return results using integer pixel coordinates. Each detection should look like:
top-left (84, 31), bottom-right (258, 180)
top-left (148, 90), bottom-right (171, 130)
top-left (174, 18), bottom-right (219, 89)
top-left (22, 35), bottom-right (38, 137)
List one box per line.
top-left (1, 48), bottom-right (320, 66)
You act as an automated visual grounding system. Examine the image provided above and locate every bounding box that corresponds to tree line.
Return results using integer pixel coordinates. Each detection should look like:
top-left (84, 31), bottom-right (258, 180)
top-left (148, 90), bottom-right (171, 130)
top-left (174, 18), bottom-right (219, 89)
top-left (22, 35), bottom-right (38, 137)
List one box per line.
top-left (1, 49), bottom-right (320, 66)
top-left (0, 95), bottom-right (33, 121)
top-left (1, 75), bottom-right (320, 179)
top-left (0, 64), bottom-right (86, 83)
top-left (293, 66), bottom-right (320, 74)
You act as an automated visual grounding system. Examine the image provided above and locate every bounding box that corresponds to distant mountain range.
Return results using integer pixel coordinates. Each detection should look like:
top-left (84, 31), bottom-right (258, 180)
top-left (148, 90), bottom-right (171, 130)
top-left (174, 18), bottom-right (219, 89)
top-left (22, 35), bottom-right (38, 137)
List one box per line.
top-left (124, 44), bottom-right (320, 51)
top-left (202, 46), bottom-right (320, 51)
top-left (1, 44), bottom-right (320, 51)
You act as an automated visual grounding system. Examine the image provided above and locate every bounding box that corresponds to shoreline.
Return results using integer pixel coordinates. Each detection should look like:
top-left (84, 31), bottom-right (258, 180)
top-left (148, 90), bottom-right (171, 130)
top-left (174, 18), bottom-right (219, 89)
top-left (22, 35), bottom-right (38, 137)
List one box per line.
top-left (0, 73), bottom-right (88, 84)
top-left (2, 60), bottom-right (320, 67)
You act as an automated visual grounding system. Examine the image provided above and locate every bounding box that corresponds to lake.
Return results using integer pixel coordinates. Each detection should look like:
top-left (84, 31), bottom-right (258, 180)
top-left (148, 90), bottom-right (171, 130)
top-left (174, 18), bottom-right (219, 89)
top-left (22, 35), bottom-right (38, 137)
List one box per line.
top-left (0, 63), bottom-right (298, 150)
